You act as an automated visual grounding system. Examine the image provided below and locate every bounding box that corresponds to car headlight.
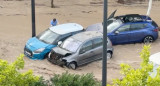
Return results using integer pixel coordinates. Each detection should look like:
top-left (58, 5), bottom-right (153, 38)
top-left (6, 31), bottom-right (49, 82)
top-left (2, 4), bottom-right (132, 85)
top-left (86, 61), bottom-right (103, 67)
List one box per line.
top-left (33, 48), bottom-right (45, 53)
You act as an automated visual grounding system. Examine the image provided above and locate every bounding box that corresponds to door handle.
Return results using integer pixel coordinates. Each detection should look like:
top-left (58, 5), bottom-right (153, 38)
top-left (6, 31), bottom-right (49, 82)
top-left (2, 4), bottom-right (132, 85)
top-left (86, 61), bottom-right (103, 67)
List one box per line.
top-left (90, 51), bottom-right (94, 53)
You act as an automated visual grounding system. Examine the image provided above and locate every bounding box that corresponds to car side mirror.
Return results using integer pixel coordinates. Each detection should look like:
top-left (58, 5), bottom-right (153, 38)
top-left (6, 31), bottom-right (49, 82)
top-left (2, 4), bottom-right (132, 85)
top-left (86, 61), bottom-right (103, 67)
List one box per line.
top-left (115, 31), bottom-right (119, 34)
top-left (58, 41), bottom-right (62, 46)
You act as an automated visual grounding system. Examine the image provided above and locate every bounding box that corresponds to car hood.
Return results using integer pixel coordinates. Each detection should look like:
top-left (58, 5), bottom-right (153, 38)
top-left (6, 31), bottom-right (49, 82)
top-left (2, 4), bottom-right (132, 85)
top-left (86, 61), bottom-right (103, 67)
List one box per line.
top-left (26, 37), bottom-right (51, 51)
top-left (52, 47), bottom-right (72, 56)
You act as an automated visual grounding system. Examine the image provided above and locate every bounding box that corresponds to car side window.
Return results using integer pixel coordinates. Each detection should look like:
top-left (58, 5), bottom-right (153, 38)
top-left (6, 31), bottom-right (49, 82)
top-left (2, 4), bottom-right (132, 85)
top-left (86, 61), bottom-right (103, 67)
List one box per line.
top-left (117, 25), bottom-right (130, 32)
top-left (130, 23), bottom-right (145, 31)
top-left (92, 38), bottom-right (103, 49)
top-left (79, 40), bottom-right (92, 54)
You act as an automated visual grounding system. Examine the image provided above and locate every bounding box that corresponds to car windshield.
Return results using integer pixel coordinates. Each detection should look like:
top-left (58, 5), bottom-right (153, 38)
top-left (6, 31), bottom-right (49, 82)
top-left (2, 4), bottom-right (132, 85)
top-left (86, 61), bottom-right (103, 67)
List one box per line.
top-left (107, 19), bottom-right (122, 33)
top-left (36, 29), bottom-right (60, 44)
top-left (60, 37), bottom-right (82, 52)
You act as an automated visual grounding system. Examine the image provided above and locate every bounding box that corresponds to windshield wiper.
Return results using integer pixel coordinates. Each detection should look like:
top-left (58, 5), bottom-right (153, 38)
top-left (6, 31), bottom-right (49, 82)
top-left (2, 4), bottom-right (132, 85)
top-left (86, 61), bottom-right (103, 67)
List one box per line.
top-left (40, 39), bottom-right (50, 44)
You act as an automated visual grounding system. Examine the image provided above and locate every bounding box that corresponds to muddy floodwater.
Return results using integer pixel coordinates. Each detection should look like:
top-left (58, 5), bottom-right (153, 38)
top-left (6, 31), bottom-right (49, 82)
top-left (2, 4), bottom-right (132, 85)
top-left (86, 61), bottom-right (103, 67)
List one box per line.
top-left (0, 0), bottom-right (160, 83)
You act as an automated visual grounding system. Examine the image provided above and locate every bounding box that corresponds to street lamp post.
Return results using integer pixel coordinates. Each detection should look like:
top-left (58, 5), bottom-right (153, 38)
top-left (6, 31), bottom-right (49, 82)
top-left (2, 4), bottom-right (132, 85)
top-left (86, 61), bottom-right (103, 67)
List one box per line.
top-left (31, 0), bottom-right (36, 37)
top-left (102, 0), bottom-right (108, 86)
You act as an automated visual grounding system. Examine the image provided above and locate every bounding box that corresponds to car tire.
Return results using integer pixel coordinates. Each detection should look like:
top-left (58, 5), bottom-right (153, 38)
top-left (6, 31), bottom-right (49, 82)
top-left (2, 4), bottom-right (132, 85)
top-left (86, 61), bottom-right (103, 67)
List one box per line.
top-left (143, 36), bottom-right (154, 44)
top-left (68, 62), bottom-right (77, 70)
top-left (107, 51), bottom-right (112, 59)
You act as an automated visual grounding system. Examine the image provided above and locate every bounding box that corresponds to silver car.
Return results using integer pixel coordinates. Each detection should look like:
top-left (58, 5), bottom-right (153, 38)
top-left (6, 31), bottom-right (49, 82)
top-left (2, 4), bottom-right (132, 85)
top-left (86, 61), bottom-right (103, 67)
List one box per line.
top-left (47, 31), bottom-right (113, 69)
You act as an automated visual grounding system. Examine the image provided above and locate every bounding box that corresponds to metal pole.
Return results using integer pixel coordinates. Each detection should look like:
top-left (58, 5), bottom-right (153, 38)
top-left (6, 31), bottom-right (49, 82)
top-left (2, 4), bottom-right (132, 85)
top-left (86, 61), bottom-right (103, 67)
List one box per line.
top-left (102, 0), bottom-right (107, 86)
top-left (31, 0), bottom-right (36, 37)
top-left (146, 0), bottom-right (152, 16)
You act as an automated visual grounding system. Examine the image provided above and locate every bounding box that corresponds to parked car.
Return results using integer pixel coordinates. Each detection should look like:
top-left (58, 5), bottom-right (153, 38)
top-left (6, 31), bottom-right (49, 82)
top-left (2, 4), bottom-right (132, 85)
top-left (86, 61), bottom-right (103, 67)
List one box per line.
top-left (47, 31), bottom-right (113, 69)
top-left (24, 23), bottom-right (84, 60)
top-left (149, 52), bottom-right (160, 78)
top-left (86, 11), bottom-right (159, 45)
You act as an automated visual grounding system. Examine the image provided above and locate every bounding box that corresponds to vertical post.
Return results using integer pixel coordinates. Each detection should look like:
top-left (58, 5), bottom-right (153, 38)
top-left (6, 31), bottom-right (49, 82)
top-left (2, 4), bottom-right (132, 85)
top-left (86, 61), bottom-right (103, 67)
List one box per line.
top-left (102, 0), bottom-right (107, 86)
top-left (51, 0), bottom-right (54, 8)
top-left (31, 0), bottom-right (36, 37)
top-left (146, 0), bottom-right (152, 16)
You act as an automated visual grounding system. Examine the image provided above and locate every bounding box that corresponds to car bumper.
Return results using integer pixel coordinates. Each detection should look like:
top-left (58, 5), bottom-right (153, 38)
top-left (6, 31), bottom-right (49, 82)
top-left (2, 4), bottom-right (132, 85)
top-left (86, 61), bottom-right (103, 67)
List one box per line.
top-left (47, 52), bottom-right (54, 63)
top-left (47, 52), bottom-right (66, 66)
top-left (154, 33), bottom-right (159, 40)
top-left (24, 46), bottom-right (46, 60)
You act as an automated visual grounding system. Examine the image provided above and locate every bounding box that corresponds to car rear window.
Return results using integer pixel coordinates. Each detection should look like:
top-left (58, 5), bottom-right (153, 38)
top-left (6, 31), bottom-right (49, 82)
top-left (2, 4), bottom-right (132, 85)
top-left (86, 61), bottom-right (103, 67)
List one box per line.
top-left (152, 21), bottom-right (158, 27)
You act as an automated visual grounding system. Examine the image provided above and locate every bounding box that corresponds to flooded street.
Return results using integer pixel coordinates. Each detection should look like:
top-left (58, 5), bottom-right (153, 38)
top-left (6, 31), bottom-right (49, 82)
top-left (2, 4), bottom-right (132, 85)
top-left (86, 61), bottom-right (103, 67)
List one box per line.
top-left (0, 0), bottom-right (160, 83)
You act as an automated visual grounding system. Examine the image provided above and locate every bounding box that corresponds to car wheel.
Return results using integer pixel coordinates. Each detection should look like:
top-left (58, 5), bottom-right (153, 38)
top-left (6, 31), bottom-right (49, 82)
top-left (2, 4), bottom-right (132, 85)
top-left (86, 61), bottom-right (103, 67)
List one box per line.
top-left (107, 51), bottom-right (112, 59)
top-left (68, 62), bottom-right (77, 70)
top-left (143, 36), bottom-right (154, 44)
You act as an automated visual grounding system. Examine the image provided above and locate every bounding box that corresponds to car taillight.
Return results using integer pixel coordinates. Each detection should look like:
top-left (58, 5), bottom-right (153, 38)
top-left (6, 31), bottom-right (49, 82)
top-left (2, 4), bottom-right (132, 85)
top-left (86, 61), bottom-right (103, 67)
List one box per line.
top-left (153, 28), bottom-right (159, 32)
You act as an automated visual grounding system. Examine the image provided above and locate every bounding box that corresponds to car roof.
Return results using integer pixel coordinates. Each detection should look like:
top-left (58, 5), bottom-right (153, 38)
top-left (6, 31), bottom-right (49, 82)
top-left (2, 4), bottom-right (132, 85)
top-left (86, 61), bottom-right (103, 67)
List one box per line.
top-left (149, 52), bottom-right (160, 65)
top-left (115, 14), bottom-right (151, 20)
top-left (71, 31), bottom-right (103, 42)
top-left (49, 23), bottom-right (83, 35)
top-left (114, 14), bottom-right (152, 23)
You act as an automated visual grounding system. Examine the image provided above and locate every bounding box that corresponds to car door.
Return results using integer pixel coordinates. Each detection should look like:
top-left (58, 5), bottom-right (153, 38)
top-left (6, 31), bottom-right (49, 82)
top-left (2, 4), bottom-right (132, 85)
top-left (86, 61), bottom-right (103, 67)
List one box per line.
top-left (77, 40), bottom-right (94, 65)
top-left (129, 23), bottom-right (146, 42)
top-left (91, 37), bottom-right (103, 60)
top-left (112, 24), bottom-right (130, 44)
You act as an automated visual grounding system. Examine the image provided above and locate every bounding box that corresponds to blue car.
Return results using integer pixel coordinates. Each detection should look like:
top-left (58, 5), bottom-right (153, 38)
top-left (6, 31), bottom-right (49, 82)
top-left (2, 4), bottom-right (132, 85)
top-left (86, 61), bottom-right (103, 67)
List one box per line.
top-left (86, 13), bottom-right (159, 45)
top-left (24, 23), bottom-right (84, 60)
top-left (108, 14), bottom-right (159, 45)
